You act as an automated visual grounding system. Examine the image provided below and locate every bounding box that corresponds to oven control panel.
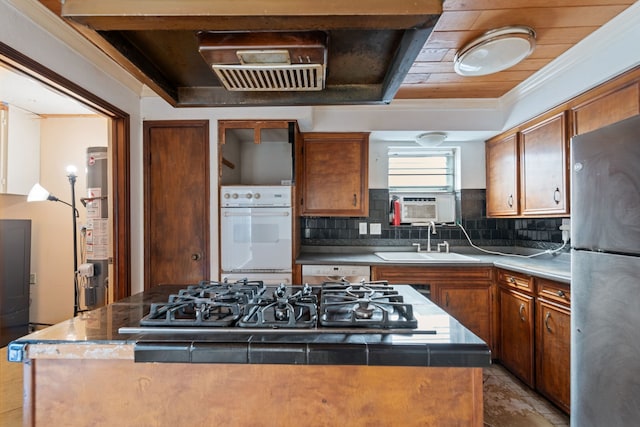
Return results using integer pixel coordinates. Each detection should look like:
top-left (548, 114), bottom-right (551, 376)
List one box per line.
top-left (221, 185), bottom-right (291, 207)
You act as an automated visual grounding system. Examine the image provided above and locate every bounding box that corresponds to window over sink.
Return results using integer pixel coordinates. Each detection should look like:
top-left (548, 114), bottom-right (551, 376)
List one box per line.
top-left (387, 147), bottom-right (456, 193)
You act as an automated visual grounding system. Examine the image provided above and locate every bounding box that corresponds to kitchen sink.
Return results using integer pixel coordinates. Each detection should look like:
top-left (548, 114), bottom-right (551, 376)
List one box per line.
top-left (374, 252), bottom-right (480, 262)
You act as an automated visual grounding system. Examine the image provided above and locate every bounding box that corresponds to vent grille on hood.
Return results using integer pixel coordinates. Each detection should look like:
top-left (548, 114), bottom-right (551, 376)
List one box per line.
top-left (198, 31), bottom-right (328, 92)
top-left (212, 63), bottom-right (325, 91)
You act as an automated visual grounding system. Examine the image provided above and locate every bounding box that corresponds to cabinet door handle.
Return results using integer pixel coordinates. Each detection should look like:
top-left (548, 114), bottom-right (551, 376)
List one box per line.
top-left (553, 187), bottom-right (561, 204)
top-left (544, 311), bottom-right (552, 332)
top-left (519, 303), bottom-right (526, 321)
top-left (508, 194), bottom-right (514, 208)
top-left (508, 277), bottom-right (516, 284)
top-left (191, 253), bottom-right (202, 261)
top-left (353, 194), bottom-right (357, 206)
top-left (445, 292), bottom-right (450, 307)
top-left (556, 290), bottom-right (565, 298)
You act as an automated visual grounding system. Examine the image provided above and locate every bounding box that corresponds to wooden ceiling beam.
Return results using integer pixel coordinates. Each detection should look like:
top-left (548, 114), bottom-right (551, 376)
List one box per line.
top-left (61, 0), bottom-right (442, 30)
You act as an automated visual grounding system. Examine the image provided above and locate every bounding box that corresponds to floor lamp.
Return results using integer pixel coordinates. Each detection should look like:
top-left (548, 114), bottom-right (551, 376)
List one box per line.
top-left (27, 165), bottom-right (80, 317)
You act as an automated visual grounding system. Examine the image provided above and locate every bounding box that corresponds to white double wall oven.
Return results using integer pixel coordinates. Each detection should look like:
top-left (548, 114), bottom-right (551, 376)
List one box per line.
top-left (220, 186), bottom-right (292, 285)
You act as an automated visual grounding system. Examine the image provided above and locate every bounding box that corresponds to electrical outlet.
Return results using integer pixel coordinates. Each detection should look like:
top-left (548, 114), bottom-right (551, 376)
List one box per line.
top-left (359, 222), bottom-right (368, 235)
top-left (370, 223), bottom-right (382, 235)
top-left (30, 273), bottom-right (37, 285)
top-left (559, 218), bottom-right (571, 243)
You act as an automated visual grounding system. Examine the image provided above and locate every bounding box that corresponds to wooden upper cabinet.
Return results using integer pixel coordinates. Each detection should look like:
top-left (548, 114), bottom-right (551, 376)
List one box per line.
top-left (571, 76), bottom-right (640, 136)
top-left (299, 132), bottom-right (369, 217)
top-left (486, 133), bottom-right (519, 216)
top-left (519, 112), bottom-right (569, 216)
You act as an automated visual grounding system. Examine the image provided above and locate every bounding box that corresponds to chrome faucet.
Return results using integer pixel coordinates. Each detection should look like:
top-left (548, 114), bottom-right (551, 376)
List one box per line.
top-left (426, 221), bottom-right (436, 252)
top-left (412, 242), bottom-right (422, 252)
top-left (437, 241), bottom-right (450, 253)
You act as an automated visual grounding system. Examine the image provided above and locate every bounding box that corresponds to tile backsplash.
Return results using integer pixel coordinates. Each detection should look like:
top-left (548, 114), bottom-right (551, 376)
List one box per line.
top-left (300, 189), bottom-right (565, 250)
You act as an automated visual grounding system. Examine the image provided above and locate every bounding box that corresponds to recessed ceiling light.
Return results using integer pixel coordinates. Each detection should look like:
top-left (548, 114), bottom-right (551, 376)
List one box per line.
top-left (454, 26), bottom-right (536, 77)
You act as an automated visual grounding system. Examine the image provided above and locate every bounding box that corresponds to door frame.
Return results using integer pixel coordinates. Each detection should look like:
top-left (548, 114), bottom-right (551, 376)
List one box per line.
top-left (0, 42), bottom-right (132, 300)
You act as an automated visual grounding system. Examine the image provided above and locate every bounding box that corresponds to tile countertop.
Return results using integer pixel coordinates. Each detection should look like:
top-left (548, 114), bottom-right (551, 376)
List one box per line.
top-left (296, 246), bottom-right (571, 284)
top-left (8, 285), bottom-right (491, 368)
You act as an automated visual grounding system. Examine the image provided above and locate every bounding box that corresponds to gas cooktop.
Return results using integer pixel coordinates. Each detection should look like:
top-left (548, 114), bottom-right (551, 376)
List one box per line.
top-left (128, 279), bottom-right (431, 334)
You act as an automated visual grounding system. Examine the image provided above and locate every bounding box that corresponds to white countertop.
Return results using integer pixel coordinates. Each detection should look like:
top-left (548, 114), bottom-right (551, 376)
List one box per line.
top-left (296, 246), bottom-right (571, 284)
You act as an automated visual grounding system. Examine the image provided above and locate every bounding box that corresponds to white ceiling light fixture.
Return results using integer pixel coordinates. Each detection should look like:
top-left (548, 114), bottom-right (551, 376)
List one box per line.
top-left (415, 132), bottom-right (447, 147)
top-left (454, 26), bottom-right (536, 77)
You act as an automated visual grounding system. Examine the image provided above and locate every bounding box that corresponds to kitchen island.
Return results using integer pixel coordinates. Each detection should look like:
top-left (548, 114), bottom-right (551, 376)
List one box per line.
top-left (8, 285), bottom-right (489, 426)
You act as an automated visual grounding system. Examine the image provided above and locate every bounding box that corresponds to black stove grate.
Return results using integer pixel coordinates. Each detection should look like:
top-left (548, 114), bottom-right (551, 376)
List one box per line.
top-left (140, 279), bottom-right (266, 327)
top-left (319, 281), bottom-right (418, 329)
top-left (238, 284), bottom-right (318, 328)
top-left (139, 280), bottom-right (418, 330)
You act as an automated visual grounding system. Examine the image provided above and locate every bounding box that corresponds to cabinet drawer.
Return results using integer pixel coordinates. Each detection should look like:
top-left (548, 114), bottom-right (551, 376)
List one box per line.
top-left (497, 269), bottom-right (533, 293)
top-left (537, 278), bottom-right (571, 306)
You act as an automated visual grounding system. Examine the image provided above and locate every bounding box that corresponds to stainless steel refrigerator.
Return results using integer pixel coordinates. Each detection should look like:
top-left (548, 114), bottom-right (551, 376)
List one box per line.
top-left (571, 114), bottom-right (640, 426)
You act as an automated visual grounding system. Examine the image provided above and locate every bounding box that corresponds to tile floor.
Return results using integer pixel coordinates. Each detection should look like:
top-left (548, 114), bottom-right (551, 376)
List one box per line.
top-left (484, 363), bottom-right (570, 427)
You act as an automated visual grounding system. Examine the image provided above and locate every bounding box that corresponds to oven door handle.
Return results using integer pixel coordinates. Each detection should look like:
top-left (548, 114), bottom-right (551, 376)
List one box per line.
top-left (223, 211), bottom-right (290, 217)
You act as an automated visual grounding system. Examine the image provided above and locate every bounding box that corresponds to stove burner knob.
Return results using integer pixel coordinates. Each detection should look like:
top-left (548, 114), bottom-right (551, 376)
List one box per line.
top-left (254, 193), bottom-right (261, 199)
top-left (223, 193), bottom-right (230, 199)
top-left (245, 193), bottom-right (253, 199)
top-left (231, 193), bottom-right (239, 199)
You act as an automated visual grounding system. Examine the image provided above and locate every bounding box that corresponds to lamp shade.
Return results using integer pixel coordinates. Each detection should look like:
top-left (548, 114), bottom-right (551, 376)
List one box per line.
top-left (27, 183), bottom-right (51, 202)
top-left (454, 26), bottom-right (536, 77)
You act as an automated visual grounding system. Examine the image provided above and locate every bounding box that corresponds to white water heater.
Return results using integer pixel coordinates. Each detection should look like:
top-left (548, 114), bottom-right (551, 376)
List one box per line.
top-left (82, 147), bottom-right (109, 309)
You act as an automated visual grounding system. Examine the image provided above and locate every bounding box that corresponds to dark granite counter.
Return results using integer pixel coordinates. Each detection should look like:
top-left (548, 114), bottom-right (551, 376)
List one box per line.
top-left (8, 285), bottom-right (490, 368)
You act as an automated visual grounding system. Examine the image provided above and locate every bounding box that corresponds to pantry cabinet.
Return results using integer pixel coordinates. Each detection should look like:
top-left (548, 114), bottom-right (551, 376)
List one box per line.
top-left (535, 279), bottom-right (571, 413)
top-left (299, 132), bottom-right (369, 217)
top-left (497, 269), bottom-right (535, 387)
top-left (372, 266), bottom-right (495, 353)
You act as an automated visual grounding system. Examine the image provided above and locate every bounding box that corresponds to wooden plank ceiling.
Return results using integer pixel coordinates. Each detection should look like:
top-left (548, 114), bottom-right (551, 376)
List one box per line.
top-left (396, 0), bottom-right (637, 99)
top-left (39, 0), bottom-right (637, 102)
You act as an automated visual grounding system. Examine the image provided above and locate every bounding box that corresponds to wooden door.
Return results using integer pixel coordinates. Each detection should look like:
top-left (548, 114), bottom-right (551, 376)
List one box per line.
top-left (144, 121), bottom-right (209, 289)
top-left (499, 287), bottom-right (535, 387)
top-left (536, 299), bottom-right (571, 413)
top-left (438, 284), bottom-right (493, 351)
top-left (520, 112), bottom-right (569, 216)
top-left (486, 133), bottom-right (519, 216)
top-left (300, 132), bottom-right (369, 216)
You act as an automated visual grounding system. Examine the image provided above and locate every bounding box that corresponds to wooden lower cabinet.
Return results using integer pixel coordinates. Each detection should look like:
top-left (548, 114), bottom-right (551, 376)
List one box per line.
top-left (536, 290), bottom-right (571, 413)
top-left (436, 284), bottom-right (493, 351)
top-left (372, 266), bottom-right (495, 354)
top-left (499, 286), bottom-right (535, 387)
top-left (496, 270), bottom-right (571, 414)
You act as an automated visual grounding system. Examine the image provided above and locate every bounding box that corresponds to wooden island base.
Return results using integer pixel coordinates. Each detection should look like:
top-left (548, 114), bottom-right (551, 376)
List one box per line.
top-left (23, 358), bottom-right (483, 426)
